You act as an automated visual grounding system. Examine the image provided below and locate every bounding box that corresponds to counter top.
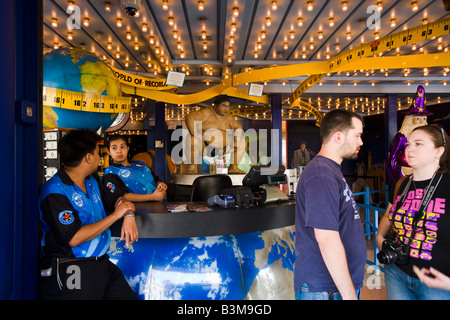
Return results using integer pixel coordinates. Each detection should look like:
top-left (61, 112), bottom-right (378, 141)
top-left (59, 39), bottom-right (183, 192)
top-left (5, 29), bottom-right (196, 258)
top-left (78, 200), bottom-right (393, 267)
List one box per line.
top-left (172, 173), bottom-right (246, 186)
top-left (111, 200), bottom-right (295, 238)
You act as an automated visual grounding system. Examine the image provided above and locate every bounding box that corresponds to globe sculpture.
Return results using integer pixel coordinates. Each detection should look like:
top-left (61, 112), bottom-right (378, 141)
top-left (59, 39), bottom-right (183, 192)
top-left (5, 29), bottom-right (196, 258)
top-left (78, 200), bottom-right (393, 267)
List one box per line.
top-left (108, 227), bottom-right (296, 300)
top-left (43, 47), bottom-right (128, 130)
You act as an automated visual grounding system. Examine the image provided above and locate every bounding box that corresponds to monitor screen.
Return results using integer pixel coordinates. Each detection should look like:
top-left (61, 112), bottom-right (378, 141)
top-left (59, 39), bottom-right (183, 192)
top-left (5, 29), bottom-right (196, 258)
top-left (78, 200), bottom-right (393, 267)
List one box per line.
top-left (242, 165), bottom-right (285, 190)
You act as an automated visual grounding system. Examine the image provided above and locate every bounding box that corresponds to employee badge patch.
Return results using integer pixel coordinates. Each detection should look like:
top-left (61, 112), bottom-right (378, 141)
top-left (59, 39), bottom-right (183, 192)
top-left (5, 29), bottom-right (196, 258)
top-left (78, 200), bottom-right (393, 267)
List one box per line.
top-left (58, 210), bottom-right (74, 225)
top-left (106, 182), bottom-right (115, 192)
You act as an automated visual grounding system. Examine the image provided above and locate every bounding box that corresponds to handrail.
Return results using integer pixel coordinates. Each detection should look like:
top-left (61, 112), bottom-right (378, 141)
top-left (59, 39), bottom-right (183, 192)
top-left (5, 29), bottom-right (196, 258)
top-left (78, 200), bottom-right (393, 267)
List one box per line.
top-left (354, 185), bottom-right (389, 274)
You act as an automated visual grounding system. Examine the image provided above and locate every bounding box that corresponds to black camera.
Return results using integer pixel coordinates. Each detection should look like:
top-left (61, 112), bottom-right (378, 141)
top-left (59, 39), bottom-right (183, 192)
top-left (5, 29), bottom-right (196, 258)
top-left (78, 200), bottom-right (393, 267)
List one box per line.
top-left (377, 239), bottom-right (410, 265)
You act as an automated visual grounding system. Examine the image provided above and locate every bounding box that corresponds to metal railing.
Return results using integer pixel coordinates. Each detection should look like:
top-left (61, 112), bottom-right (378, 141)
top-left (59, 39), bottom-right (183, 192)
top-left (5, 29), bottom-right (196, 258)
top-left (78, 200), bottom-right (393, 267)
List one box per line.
top-left (354, 185), bottom-right (389, 274)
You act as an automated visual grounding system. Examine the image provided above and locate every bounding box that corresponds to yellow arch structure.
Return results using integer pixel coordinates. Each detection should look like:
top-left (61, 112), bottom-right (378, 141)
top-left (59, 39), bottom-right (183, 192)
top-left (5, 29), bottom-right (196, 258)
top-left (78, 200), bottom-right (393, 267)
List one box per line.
top-left (48, 17), bottom-right (448, 123)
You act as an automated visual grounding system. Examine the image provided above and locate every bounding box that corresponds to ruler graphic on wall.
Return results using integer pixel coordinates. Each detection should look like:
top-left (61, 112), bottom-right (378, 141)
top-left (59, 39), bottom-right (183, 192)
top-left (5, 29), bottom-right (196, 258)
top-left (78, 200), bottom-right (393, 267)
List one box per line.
top-left (43, 86), bottom-right (131, 113)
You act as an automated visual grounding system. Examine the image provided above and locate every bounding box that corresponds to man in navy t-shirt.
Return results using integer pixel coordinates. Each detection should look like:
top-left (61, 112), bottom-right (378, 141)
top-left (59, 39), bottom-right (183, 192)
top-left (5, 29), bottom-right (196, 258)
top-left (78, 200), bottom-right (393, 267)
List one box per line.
top-left (294, 109), bottom-right (367, 300)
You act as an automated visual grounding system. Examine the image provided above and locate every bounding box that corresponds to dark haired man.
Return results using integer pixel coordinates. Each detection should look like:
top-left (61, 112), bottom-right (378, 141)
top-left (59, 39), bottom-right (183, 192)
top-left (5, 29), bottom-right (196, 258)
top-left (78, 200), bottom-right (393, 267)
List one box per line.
top-left (294, 109), bottom-right (366, 300)
top-left (291, 142), bottom-right (311, 168)
top-left (38, 129), bottom-right (137, 300)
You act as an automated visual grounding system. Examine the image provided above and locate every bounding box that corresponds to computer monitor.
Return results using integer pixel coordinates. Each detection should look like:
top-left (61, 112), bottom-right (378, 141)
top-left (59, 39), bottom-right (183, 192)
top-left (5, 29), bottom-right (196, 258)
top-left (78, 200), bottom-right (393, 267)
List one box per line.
top-left (242, 165), bottom-right (286, 191)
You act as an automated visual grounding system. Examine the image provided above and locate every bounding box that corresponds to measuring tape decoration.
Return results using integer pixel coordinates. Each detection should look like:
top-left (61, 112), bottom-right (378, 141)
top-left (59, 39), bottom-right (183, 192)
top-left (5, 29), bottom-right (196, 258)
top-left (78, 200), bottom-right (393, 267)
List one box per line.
top-left (297, 99), bottom-right (323, 127)
top-left (327, 16), bottom-right (450, 72)
top-left (289, 16), bottom-right (450, 119)
top-left (289, 74), bottom-right (325, 104)
top-left (120, 80), bottom-right (269, 105)
top-left (288, 74), bottom-right (325, 126)
top-left (59, 17), bottom-right (447, 121)
top-left (43, 86), bottom-right (131, 113)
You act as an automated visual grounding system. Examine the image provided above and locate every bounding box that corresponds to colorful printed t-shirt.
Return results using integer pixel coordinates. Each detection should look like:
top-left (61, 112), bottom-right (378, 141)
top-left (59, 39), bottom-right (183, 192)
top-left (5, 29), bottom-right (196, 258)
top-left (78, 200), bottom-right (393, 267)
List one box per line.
top-left (388, 173), bottom-right (450, 277)
top-left (294, 156), bottom-right (367, 293)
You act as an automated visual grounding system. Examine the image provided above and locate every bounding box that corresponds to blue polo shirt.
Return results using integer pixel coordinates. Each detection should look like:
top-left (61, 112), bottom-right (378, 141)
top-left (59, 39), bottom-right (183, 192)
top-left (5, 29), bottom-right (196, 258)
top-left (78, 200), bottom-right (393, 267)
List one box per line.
top-left (39, 170), bottom-right (123, 262)
top-left (103, 161), bottom-right (158, 196)
top-left (294, 156), bottom-right (367, 292)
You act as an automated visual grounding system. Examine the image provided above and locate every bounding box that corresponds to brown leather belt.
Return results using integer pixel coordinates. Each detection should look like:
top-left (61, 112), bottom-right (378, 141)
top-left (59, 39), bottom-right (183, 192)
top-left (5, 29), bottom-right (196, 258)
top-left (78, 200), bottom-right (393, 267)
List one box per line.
top-left (58, 254), bottom-right (108, 264)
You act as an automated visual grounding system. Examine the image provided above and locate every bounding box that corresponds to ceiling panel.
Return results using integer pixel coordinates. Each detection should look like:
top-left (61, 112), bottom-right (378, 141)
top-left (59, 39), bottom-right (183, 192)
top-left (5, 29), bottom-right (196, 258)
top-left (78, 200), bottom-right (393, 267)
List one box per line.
top-left (43, 0), bottom-right (450, 121)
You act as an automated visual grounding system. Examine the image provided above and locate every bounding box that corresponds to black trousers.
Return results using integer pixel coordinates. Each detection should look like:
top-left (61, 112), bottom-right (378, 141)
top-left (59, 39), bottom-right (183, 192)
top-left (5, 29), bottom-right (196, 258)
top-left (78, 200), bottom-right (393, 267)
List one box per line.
top-left (39, 255), bottom-right (137, 300)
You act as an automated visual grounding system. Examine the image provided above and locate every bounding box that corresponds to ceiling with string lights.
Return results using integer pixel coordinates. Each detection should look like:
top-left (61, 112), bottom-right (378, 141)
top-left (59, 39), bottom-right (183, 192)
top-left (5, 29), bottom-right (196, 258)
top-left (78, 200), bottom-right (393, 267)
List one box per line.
top-left (43, 0), bottom-right (450, 122)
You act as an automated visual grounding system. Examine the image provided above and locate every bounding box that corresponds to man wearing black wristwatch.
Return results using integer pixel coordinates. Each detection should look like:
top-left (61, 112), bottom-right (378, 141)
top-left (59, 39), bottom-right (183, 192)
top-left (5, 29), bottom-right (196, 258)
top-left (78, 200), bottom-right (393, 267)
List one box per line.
top-left (38, 129), bottom-right (137, 300)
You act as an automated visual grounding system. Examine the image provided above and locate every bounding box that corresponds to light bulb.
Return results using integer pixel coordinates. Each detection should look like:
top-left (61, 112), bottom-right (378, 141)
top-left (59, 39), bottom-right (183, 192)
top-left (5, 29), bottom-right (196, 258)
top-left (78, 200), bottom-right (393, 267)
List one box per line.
top-left (388, 18), bottom-right (395, 28)
top-left (328, 18), bottom-right (334, 27)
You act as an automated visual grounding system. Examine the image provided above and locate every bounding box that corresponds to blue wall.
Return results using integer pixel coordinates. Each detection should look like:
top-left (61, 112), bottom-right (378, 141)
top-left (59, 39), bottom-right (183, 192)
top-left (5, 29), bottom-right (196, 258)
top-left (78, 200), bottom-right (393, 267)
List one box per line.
top-left (0, 0), bottom-right (41, 299)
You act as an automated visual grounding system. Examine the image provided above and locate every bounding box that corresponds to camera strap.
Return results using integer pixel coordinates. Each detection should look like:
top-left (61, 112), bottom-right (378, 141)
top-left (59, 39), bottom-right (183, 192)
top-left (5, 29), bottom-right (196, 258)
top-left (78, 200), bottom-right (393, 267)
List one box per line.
top-left (398, 172), bottom-right (443, 245)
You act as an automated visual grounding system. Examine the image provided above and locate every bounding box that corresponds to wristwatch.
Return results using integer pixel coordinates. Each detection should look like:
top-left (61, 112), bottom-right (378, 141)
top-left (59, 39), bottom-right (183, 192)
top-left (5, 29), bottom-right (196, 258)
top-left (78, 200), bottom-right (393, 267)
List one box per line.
top-left (125, 212), bottom-right (135, 218)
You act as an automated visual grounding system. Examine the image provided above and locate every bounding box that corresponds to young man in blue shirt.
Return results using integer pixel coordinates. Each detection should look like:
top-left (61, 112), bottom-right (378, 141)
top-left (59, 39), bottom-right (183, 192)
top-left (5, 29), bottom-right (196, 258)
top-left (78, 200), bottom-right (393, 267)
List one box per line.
top-left (39, 129), bottom-right (137, 299)
top-left (294, 109), bottom-right (366, 300)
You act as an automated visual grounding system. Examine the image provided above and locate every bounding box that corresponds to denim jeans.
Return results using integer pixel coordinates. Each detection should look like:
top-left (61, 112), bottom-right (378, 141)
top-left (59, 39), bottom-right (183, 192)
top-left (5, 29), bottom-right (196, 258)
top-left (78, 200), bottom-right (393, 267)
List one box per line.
top-left (295, 283), bottom-right (361, 300)
top-left (384, 263), bottom-right (450, 300)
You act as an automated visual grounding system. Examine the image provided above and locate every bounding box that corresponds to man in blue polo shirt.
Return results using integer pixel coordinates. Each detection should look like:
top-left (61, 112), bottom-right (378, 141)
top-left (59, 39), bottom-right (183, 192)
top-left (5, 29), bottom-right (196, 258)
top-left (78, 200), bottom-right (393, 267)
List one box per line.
top-left (294, 109), bottom-right (367, 300)
top-left (39, 129), bottom-right (137, 300)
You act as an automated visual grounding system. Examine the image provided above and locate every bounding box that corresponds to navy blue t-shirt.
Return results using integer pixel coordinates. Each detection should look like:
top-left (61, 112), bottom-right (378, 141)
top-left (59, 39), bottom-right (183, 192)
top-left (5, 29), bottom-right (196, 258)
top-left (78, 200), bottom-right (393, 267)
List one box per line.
top-left (294, 156), bottom-right (367, 293)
